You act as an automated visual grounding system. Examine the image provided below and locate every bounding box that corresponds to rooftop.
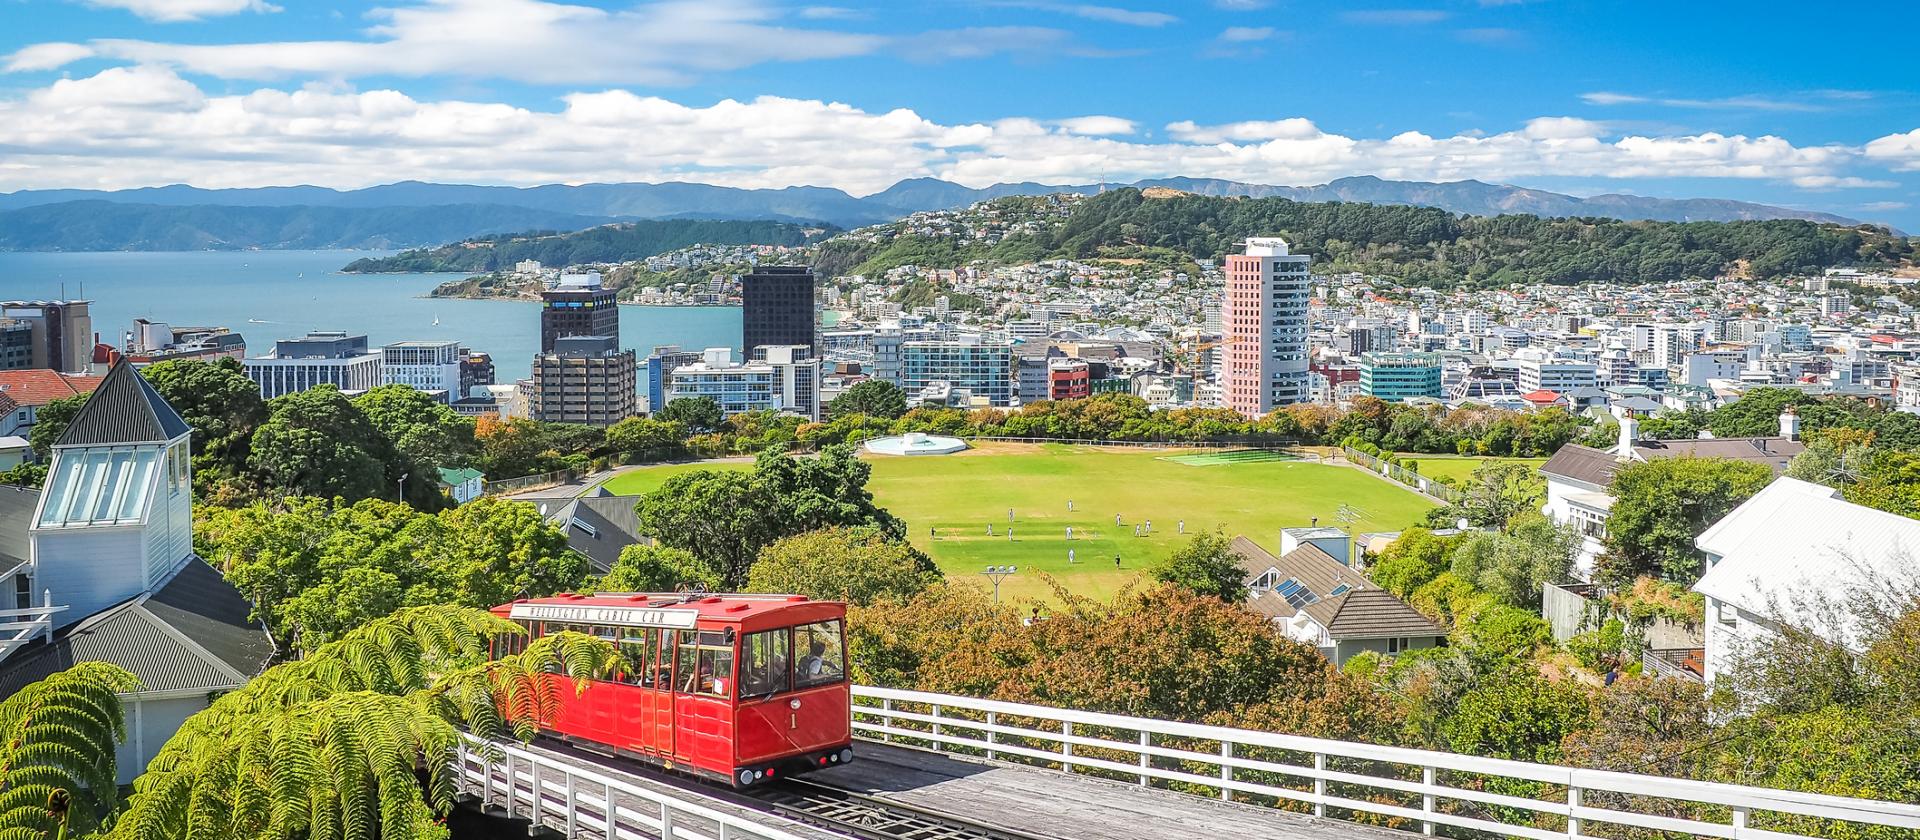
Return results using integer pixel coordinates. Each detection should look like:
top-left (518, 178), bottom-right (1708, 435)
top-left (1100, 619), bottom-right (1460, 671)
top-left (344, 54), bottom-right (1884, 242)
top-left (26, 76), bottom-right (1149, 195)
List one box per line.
top-left (0, 369), bottom-right (103, 408)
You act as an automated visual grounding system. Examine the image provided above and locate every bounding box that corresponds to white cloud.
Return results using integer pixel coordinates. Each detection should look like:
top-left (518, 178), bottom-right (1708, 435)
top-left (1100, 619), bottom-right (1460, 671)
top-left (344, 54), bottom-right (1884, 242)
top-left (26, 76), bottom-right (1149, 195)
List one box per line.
top-left (0, 67), bottom-right (1901, 198)
top-left (1218, 26), bottom-right (1275, 42)
top-left (796, 5), bottom-right (862, 19)
top-left (81, 0), bottom-right (279, 22)
top-left (1789, 175), bottom-right (1897, 189)
top-left (1213, 0), bottom-right (1269, 8)
top-left (1053, 116), bottom-right (1135, 135)
top-left (1864, 129), bottom-right (1920, 171)
top-left (14, 0), bottom-right (887, 85)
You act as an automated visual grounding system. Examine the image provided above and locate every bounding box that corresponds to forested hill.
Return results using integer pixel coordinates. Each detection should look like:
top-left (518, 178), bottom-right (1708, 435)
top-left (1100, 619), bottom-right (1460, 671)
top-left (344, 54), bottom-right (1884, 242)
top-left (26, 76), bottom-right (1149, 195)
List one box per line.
top-left (816, 189), bottom-right (1915, 286)
top-left (0, 200), bottom-right (616, 252)
top-left (341, 219), bottom-right (834, 272)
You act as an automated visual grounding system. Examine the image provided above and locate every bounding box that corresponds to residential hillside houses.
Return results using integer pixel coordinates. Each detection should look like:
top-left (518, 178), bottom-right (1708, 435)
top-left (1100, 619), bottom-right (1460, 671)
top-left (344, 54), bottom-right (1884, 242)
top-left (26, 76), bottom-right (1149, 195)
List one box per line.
top-left (1693, 477), bottom-right (1920, 684)
top-left (1231, 536), bottom-right (1445, 665)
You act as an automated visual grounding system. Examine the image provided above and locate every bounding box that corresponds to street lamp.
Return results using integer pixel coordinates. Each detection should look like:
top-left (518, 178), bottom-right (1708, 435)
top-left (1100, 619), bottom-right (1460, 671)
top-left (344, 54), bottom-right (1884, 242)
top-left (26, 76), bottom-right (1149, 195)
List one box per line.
top-left (981, 565), bottom-right (1018, 604)
top-left (398, 472), bottom-right (409, 503)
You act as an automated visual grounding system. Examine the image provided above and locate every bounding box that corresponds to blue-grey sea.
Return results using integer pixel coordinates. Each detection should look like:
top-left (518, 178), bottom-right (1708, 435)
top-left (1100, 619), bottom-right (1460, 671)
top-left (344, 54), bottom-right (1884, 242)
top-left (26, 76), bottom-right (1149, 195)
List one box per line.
top-left (0, 250), bottom-right (742, 383)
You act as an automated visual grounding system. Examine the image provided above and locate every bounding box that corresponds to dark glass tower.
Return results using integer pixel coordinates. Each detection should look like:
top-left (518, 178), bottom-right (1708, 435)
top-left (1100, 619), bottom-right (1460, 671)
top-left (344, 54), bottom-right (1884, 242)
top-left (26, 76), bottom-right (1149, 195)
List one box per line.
top-left (540, 275), bottom-right (618, 352)
top-left (741, 266), bottom-right (816, 359)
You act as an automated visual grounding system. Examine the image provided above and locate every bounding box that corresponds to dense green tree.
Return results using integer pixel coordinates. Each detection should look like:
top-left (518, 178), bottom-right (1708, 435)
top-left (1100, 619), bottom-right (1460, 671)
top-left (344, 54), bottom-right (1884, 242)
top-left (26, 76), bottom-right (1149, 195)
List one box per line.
top-left (247, 386), bottom-right (398, 502)
top-left (828, 380), bottom-right (909, 421)
top-left (142, 357), bottom-right (270, 495)
top-left (1149, 529), bottom-right (1246, 602)
top-left (25, 392), bottom-right (86, 457)
top-left (605, 416), bottom-right (686, 458)
top-left (353, 383), bottom-right (477, 472)
top-left (1442, 667), bottom-right (1592, 762)
top-left (1601, 457), bottom-right (1773, 584)
top-left (1448, 514), bottom-right (1579, 610)
top-left (636, 445), bottom-right (902, 586)
top-left (435, 496), bottom-right (587, 607)
top-left (657, 396), bottom-right (724, 433)
top-left (597, 544), bottom-right (722, 592)
top-left (1368, 528), bottom-right (1460, 598)
top-left (748, 526), bottom-right (940, 605)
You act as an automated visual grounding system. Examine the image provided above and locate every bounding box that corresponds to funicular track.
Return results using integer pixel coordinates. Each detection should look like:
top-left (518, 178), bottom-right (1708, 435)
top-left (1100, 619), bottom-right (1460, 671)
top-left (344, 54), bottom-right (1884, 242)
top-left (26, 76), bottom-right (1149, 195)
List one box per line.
top-left (751, 776), bottom-right (1059, 840)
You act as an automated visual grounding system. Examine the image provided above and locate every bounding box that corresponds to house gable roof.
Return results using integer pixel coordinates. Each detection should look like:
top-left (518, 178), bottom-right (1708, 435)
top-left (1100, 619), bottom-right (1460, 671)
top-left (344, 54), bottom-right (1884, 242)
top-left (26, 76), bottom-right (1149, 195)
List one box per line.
top-left (554, 493), bottom-right (648, 573)
top-left (1694, 477), bottom-right (1920, 649)
top-left (0, 558), bottom-right (274, 695)
top-left (1541, 436), bottom-right (1805, 490)
top-left (0, 370), bottom-right (102, 409)
top-left (55, 361), bottom-right (190, 447)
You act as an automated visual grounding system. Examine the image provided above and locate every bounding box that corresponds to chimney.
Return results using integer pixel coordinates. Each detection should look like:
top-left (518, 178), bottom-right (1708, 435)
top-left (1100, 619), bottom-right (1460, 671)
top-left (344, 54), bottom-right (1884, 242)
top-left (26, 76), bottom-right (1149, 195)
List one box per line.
top-left (1780, 405), bottom-right (1801, 441)
top-left (1616, 414), bottom-right (1640, 458)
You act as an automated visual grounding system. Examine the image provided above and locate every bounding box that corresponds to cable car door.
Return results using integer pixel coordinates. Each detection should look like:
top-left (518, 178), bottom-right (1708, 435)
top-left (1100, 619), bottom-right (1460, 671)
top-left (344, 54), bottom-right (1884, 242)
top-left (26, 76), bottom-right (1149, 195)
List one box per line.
top-left (653, 629), bottom-right (675, 755)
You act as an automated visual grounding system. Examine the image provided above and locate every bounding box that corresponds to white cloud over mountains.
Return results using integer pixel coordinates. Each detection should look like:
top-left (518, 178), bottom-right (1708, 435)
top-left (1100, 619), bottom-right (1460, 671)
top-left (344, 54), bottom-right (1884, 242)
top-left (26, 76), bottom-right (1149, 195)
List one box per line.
top-left (0, 64), bottom-right (1912, 196)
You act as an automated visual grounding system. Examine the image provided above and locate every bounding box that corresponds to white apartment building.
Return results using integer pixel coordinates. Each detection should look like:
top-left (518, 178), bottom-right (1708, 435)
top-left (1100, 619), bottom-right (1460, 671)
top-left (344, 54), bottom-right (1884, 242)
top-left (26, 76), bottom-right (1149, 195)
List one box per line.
top-left (244, 332), bottom-right (382, 398)
top-left (1517, 355), bottom-right (1598, 394)
top-left (668, 346), bottom-right (820, 420)
top-left (381, 340), bottom-right (463, 402)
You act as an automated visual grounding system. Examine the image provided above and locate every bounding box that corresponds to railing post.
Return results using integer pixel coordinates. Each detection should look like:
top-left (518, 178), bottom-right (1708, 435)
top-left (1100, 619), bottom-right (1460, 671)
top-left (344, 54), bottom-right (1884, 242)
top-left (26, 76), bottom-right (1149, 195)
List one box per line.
top-left (986, 711), bottom-right (997, 761)
top-left (477, 745), bottom-right (491, 809)
top-left (660, 800), bottom-right (675, 840)
top-left (605, 782), bottom-right (616, 837)
top-left (502, 753), bottom-right (514, 818)
top-left (881, 698), bottom-right (892, 743)
top-left (1061, 721), bottom-right (1073, 772)
top-left (1421, 766), bottom-right (1436, 835)
top-left (528, 760), bottom-right (540, 825)
top-left (1220, 742), bottom-right (1233, 802)
top-left (564, 770), bottom-right (576, 838)
top-left (1732, 805), bottom-right (1749, 839)
top-left (1313, 753), bottom-right (1326, 818)
top-left (1138, 731), bottom-right (1151, 786)
top-left (1568, 785), bottom-right (1582, 839)
top-left (932, 704), bottom-right (942, 748)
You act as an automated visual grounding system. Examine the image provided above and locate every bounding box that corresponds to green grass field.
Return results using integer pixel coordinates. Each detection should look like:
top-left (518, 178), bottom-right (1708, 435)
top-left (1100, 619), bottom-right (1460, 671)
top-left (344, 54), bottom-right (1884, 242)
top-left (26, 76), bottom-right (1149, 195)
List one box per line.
top-left (600, 444), bottom-right (1438, 604)
top-left (1388, 455), bottom-right (1548, 485)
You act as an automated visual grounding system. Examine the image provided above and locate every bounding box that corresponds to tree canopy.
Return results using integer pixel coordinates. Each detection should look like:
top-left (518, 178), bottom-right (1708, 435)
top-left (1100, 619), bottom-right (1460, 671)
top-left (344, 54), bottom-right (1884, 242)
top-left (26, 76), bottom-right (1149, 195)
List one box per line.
top-left (747, 526), bottom-right (940, 606)
top-left (1601, 457), bottom-right (1774, 584)
top-left (827, 379), bottom-right (909, 421)
top-left (1149, 529), bottom-right (1246, 602)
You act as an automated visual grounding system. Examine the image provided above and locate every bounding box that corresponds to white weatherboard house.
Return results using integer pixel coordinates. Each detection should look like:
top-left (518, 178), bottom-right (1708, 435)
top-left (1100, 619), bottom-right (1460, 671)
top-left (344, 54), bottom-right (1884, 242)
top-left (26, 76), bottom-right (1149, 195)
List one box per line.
top-left (0, 361), bottom-right (273, 782)
top-left (1692, 477), bottom-right (1920, 684)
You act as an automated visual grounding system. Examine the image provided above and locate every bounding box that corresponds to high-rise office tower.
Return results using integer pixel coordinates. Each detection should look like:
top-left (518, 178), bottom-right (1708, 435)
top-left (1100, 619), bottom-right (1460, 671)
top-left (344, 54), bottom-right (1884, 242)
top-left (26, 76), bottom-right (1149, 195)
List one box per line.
top-left (540, 273), bottom-right (618, 352)
top-left (0, 300), bottom-right (93, 373)
top-left (1222, 238), bottom-right (1311, 416)
top-left (741, 266), bottom-right (816, 359)
top-left (530, 335), bottom-right (637, 427)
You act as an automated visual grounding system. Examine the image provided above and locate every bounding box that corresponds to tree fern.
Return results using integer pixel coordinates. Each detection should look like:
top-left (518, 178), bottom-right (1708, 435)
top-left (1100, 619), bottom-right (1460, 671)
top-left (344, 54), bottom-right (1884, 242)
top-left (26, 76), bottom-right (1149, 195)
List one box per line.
top-left (111, 605), bottom-right (614, 840)
top-left (0, 662), bottom-right (140, 840)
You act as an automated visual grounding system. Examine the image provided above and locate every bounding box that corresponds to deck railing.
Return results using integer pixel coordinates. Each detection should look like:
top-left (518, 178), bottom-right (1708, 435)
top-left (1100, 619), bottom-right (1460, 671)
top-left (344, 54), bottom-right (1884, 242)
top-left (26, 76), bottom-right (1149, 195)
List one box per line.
top-left (453, 736), bottom-right (819, 840)
top-left (851, 685), bottom-right (1920, 840)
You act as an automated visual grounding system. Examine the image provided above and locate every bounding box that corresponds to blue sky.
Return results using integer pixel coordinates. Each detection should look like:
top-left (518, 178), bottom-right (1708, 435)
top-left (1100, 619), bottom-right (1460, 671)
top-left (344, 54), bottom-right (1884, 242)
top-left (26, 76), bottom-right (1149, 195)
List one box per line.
top-left (2, 0), bottom-right (1917, 228)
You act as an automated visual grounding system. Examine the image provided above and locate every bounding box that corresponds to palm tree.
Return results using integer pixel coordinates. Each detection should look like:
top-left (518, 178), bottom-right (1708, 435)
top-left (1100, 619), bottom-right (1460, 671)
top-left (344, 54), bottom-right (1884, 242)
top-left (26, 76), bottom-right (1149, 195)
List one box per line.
top-left (107, 604), bottom-right (613, 840)
top-left (0, 662), bottom-right (142, 840)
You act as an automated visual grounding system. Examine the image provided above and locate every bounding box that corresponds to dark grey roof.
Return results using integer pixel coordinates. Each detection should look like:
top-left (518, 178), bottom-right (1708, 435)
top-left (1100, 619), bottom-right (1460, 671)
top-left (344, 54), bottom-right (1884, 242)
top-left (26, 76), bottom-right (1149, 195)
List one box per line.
top-left (56, 360), bottom-right (191, 447)
top-left (1542, 437), bottom-right (1804, 490)
top-left (0, 485), bottom-right (36, 570)
top-left (0, 559), bottom-right (273, 695)
top-left (556, 494), bottom-right (648, 573)
top-left (1231, 537), bottom-right (1364, 621)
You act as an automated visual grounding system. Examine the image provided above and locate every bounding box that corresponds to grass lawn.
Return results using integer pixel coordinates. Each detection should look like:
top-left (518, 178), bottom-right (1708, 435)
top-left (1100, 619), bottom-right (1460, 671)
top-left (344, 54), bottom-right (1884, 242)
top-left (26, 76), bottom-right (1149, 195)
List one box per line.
top-left (1389, 454), bottom-right (1548, 485)
top-left (601, 444), bottom-right (1438, 604)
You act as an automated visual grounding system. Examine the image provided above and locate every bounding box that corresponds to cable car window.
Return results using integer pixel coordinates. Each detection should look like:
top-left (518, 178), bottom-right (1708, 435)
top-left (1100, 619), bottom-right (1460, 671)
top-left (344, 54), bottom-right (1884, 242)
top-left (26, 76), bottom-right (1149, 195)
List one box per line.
top-left (741, 629), bottom-right (791, 698)
top-left (677, 630), bottom-right (734, 699)
top-left (620, 627), bottom-right (651, 686)
top-left (793, 621), bottom-right (845, 688)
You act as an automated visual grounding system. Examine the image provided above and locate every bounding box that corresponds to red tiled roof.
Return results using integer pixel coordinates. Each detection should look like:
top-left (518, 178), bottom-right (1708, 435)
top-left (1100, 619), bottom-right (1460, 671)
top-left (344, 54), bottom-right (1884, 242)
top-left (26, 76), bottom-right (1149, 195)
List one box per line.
top-left (1521, 389), bottom-right (1562, 403)
top-left (0, 370), bottom-right (103, 407)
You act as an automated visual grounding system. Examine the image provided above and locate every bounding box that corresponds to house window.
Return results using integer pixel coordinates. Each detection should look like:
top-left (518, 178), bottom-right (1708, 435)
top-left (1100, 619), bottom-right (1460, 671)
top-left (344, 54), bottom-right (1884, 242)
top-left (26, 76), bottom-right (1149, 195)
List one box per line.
top-left (1248, 569), bottom-right (1279, 591)
top-left (1387, 637), bottom-right (1412, 654)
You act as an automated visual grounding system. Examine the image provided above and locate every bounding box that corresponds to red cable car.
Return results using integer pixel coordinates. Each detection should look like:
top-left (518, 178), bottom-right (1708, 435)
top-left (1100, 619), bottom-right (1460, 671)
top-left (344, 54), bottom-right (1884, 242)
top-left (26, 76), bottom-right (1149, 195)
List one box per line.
top-left (490, 592), bottom-right (854, 787)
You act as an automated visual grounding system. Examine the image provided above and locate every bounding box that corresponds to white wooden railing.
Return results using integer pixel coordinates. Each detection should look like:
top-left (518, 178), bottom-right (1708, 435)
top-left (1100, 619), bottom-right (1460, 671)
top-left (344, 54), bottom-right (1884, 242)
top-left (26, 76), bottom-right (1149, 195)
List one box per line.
top-left (851, 685), bottom-right (1920, 840)
top-left (0, 586), bottom-right (67, 666)
top-left (453, 736), bottom-right (822, 840)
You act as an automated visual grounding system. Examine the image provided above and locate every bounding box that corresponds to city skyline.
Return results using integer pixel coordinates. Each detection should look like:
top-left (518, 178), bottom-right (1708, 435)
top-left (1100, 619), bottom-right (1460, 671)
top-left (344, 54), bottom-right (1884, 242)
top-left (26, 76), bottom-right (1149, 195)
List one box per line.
top-left (0, 0), bottom-right (1916, 228)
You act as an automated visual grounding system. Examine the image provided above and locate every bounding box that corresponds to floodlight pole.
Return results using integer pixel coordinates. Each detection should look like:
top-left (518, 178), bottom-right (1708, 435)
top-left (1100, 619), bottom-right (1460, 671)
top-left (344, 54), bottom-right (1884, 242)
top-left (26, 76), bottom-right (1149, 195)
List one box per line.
top-left (982, 565), bottom-right (1018, 604)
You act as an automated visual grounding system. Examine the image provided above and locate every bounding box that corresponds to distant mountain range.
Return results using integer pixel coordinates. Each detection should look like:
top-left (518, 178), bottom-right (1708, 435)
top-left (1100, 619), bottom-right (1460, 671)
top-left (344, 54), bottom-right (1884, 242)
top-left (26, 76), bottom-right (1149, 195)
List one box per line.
top-left (0, 176), bottom-right (1884, 252)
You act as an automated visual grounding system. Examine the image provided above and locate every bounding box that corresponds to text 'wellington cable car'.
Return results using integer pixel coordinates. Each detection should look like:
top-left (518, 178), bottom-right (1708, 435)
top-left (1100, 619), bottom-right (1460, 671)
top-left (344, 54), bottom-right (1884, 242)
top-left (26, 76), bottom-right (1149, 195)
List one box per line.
top-left (490, 592), bottom-right (854, 787)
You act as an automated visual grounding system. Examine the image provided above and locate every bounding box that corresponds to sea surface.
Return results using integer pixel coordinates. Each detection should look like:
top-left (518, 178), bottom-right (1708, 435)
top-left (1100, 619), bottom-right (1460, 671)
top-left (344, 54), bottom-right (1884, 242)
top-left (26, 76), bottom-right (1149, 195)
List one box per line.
top-left (0, 250), bottom-right (742, 384)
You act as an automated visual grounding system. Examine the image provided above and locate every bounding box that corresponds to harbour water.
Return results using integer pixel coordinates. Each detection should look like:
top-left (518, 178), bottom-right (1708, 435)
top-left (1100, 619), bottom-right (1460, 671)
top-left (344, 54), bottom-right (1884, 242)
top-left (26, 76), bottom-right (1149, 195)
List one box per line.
top-left (0, 250), bottom-right (742, 384)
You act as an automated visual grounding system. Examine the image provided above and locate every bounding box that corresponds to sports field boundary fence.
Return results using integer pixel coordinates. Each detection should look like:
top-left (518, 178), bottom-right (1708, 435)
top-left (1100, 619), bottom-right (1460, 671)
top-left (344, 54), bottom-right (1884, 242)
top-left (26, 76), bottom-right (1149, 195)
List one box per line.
top-left (1340, 446), bottom-right (1464, 503)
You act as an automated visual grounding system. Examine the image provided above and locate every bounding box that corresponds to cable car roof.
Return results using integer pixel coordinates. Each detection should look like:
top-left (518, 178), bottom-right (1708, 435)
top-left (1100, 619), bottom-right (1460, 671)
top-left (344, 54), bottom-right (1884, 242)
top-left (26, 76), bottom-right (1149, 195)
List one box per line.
top-left (497, 592), bottom-right (842, 628)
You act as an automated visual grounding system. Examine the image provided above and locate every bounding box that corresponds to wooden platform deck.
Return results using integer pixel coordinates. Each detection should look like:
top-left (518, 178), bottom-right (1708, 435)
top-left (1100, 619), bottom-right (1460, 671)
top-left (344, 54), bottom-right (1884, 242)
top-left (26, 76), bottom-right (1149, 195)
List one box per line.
top-left (813, 742), bottom-right (1405, 840)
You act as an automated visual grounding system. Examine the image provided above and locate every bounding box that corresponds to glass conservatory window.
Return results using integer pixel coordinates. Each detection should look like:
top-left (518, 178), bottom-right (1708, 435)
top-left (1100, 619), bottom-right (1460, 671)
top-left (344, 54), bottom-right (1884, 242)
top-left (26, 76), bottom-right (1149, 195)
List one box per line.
top-left (36, 447), bottom-right (160, 528)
